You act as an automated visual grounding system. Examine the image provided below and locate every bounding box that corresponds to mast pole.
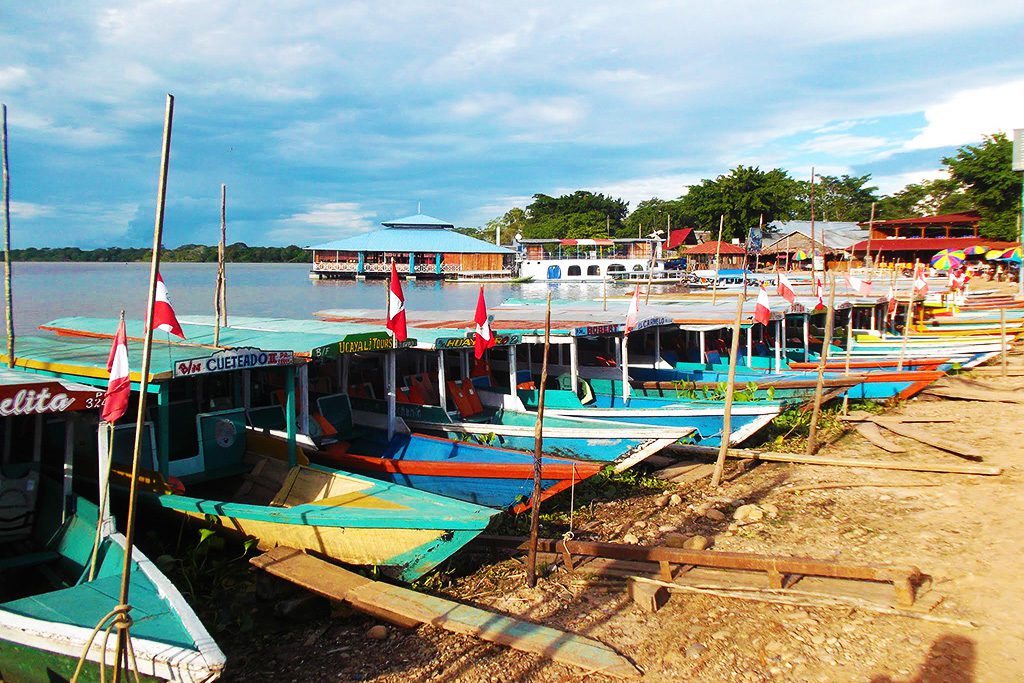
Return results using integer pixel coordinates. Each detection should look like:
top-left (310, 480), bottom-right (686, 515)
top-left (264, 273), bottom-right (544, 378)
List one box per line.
top-left (2, 104), bottom-right (13, 367)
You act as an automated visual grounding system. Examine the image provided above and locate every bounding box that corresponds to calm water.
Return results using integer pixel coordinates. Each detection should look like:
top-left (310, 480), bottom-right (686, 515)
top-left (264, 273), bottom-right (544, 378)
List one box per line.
top-left (7, 262), bottom-right (643, 335)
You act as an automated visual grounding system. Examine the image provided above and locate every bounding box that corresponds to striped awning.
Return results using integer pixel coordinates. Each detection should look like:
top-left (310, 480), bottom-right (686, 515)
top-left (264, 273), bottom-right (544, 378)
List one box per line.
top-left (559, 239), bottom-right (615, 246)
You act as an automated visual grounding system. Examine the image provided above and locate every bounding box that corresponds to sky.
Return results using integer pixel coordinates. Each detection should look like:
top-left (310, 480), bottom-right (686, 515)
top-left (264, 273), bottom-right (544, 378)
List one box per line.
top-left (2, 1), bottom-right (1023, 248)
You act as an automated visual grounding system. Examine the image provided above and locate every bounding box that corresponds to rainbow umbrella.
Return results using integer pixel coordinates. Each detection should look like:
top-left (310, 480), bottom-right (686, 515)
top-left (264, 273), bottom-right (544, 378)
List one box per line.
top-left (1000, 246), bottom-right (1023, 263)
top-left (985, 249), bottom-right (1006, 260)
top-left (962, 245), bottom-right (988, 256)
top-left (792, 249), bottom-right (810, 261)
top-left (930, 249), bottom-right (965, 270)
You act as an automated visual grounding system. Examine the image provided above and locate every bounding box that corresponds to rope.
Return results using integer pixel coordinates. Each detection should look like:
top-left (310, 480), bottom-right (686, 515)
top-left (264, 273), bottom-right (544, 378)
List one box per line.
top-left (560, 461), bottom-right (578, 559)
top-left (89, 423), bottom-right (116, 582)
top-left (70, 604), bottom-right (140, 683)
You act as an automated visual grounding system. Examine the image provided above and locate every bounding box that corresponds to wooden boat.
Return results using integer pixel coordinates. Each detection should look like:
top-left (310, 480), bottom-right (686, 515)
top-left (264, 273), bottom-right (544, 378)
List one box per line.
top-left (315, 432), bottom-right (603, 513)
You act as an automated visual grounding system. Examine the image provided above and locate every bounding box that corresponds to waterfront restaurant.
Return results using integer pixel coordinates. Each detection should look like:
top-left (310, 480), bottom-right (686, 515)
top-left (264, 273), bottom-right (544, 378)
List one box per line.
top-left (307, 213), bottom-right (512, 280)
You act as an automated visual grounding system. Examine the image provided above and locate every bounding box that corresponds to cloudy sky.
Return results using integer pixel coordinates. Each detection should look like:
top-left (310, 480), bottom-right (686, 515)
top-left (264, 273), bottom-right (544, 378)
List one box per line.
top-left (2, 1), bottom-right (1023, 248)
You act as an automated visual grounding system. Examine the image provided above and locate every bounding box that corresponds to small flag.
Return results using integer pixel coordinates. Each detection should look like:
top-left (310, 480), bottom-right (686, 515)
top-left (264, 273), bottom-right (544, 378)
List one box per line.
top-left (814, 278), bottom-right (825, 311)
top-left (912, 265), bottom-right (929, 296)
top-left (845, 273), bottom-right (871, 296)
top-left (776, 272), bottom-right (796, 304)
top-left (754, 285), bottom-right (771, 326)
top-left (887, 284), bottom-right (898, 317)
top-left (473, 286), bottom-right (495, 360)
top-left (101, 317), bottom-right (130, 424)
top-left (385, 261), bottom-right (408, 342)
top-left (149, 273), bottom-right (185, 339)
top-left (624, 285), bottom-right (640, 335)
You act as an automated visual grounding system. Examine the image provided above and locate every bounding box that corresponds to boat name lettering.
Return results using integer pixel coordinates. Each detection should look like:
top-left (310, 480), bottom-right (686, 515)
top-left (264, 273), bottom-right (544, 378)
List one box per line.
top-left (0, 388), bottom-right (77, 416)
top-left (313, 335), bottom-right (417, 358)
top-left (174, 347), bottom-right (294, 377)
top-left (435, 334), bottom-right (521, 349)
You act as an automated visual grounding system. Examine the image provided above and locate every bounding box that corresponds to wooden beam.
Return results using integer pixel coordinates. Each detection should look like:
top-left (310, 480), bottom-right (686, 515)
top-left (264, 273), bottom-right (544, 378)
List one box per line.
top-left (251, 547), bottom-right (640, 679)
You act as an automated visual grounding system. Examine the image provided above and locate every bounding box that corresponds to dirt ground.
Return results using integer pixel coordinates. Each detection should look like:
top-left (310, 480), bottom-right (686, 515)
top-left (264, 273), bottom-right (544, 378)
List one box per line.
top-left (219, 332), bottom-right (1024, 682)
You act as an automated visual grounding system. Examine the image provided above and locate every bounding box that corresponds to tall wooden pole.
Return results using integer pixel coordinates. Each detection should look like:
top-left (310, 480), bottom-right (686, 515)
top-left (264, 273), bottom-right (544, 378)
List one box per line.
top-left (866, 202), bottom-right (876, 275)
top-left (807, 276), bottom-right (837, 455)
top-left (841, 305), bottom-right (854, 415)
top-left (897, 260), bottom-right (918, 372)
top-left (710, 294), bottom-right (745, 487)
top-left (2, 104), bottom-right (13, 368)
top-left (1001, 307), bottom-right (1008, 377)
top-left (711, 214), bottom-right (724, 305)
top-left (808, 167), bottom-right (816, 284)
top-left (219, 183), bottom-right (227, 326)
top-left (526, 292), bottom-right (552, 588)
top-left (114, 94), bottom-right (174, 681)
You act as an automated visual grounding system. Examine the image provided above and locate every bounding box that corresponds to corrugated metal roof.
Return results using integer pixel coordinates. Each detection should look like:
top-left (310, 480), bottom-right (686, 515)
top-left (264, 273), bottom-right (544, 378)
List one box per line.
top-left (765, 221), bottom-right (868, 251)
top-left (308, 227), bottom-right (512, 254)
top-left (380, 213), bottom-right (454, 228)
top-left (683, 241), bottom-right (747, 255)
top-left (849, 237), bottom-right (1017, 253)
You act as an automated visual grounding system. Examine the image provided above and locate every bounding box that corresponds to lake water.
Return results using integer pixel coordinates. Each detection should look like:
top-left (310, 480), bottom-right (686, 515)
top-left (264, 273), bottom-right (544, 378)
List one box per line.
top-left (7, 262), bottom-right (640, 335)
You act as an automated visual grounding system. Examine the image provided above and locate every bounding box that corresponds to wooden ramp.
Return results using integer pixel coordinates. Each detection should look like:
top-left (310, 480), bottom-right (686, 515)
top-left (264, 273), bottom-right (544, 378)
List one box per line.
top-left (251, 547), bottom-right (640, 679)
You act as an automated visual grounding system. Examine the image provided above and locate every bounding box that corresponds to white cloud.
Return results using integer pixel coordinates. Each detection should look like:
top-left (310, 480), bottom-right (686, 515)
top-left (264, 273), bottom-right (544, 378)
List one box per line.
top-left (558, 173), bottom-right (702, 208)
top-left (872, 169), bottom-right (949, 196)
top-left (801, 134), bottom-right (892, 158)
top-left (269, 201), bottom-right (378, 244)
top-left (9, 201), bottom-right (54, 220)
top-left (0, 66), bottom-right (30, 90)
top-left (903, 79), bottom-right (1024, 150)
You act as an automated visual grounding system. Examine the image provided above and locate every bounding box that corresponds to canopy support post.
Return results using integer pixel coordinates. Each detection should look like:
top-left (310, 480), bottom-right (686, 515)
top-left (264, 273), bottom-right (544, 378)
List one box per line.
top-left (285, 365), bottom-right (297, 467)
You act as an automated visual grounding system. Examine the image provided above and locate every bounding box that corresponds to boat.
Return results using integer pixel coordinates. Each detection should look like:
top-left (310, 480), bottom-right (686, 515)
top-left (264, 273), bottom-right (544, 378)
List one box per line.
top-left (0, 367), bottom-right (224, 682)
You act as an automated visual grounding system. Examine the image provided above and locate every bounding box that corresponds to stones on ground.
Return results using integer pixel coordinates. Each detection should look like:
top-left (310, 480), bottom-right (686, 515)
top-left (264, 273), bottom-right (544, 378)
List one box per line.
top-left (761, 502), bottom-right (779, 517)
top-left (705, 508), bottom-right (726, 522)
top-left (683, 534), bottom-right (709, 550)
top-left (366, 625), bottom-right (388, 640)
top-left (656, 495), bottom-right (671, 507)
top-left (664, 533), bottom-right (688, 548)
top-left (623, 532), bottom-right (640, 544)
top-left (658, 524), bottom-right (678, 533)
top-left (711, 629), bottom-right (730, 641)
top-left (669, 494), bottom-right (683, 506)
top-left (634, 520), bottom-right (648, 529)
top-left (733, 504), bottom-right (764, 522)
top-left (685, 642), bottom-right (707, 659)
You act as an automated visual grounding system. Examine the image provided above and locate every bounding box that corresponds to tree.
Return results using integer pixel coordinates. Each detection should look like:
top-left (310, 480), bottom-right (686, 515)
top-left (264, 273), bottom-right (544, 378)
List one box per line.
top-left (623, 198), bottom-right (692, 239)
top-left (943, 133), bottom-right (1020, 240)
top-left (523, 191), bottom-right (628, 238)
top-left (483, 207), bottom-right (527, 245)
top-left (875, 177), bottom-right (973, 220)
top-left (680, 166), bottom-right (800, 241)
top-left (794, 174), bottom-right (879, 222)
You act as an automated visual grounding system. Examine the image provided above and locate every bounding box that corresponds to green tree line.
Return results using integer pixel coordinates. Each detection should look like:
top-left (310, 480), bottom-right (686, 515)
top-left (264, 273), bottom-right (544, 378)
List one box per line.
top-left (477, 132), bottom-right (1021, 243)
top-left (11, 243), bottom-right (308, 263)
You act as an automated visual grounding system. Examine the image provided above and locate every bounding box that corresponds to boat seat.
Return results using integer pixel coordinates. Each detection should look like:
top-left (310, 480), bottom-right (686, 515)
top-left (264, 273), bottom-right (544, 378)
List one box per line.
top-left (445, 380), bottom-right (491, 422)
top-left (180, 409), bottom-right (250, 485)
top-left (406, 373), bottom-right (439, 405)
top-left (0, 550), bottom-right (60, 573)
top-left (0, 462), bottom-right (41, 544)
top-left (247, 405), bottom-right (287, 431)
top-left (317, 393), bottom-right (370, 440)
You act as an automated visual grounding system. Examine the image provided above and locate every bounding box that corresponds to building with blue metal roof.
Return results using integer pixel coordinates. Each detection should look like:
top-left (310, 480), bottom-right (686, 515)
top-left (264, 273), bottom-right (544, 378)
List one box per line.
top-left (307, 213), bottom-right (512, 280)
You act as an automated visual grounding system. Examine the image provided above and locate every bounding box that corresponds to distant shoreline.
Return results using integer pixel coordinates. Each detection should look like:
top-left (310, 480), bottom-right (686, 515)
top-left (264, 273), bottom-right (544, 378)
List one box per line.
top-left (8, 243), bottom-right (308, 263)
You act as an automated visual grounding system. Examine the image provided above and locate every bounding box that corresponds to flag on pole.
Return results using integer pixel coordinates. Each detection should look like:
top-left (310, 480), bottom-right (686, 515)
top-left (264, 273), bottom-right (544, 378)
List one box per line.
top-left (754, 285), bottom-right (771, 325)
top-left (473, 286), bottom-right (495, 359)
top-left (624, 285), bottom-right (640, 335)
top-left (912, 265), bottom-right (929, 296)
top-left (887, 284), bottom-right (898, 317)
top-left (101, 317), bottom-right (130, 424)
top-left (845, 273), bottom-right (871, 296)
top-left (776, 272), bottom-right (796, 304)
top-left (385, 261), bottom-right (408, 342)
top-left (150, 272), bottom-right (185, 339)
top-left (814, 278), bottom-right (825, 311)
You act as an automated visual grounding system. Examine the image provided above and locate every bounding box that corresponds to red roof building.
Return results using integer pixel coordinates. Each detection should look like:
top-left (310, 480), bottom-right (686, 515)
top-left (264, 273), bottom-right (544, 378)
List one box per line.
top-left (859, 213), bottom-right (981, 240)
top-left (682, 240), bottom-right (747, 255)
top-left (666, 228), bottom-right (697, 250)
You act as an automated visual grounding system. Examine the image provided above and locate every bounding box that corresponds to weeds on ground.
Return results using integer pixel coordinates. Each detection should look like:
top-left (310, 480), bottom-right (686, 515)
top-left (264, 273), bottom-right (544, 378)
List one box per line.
top-left (747, 399), bottom-right (890, 452)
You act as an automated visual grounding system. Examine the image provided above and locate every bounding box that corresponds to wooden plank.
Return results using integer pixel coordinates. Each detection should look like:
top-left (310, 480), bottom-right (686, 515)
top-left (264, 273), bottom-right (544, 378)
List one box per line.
top-left (751, 451), bottom-right (1000, 475)
top-left (252, 547), bottom-right (640, 679)
top-left (654, 460), bottom-right (715, 484)
top-left (839, 411), bottom-right (955, 423)
top-left (922, 386), bottom-right (1024, 404)
top-left (853, 422), bottom-right (906, 453)
top-left (872, 421), bottom-right (984, 461)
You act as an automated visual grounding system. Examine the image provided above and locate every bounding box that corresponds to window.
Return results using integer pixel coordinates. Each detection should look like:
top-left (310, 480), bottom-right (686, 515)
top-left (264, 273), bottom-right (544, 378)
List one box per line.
top-left (633, 264), bottom-right (644, 272)
top-left (587, 265), bottom-right (600, 276)
top-left (607, 263), bottom-right (626, 273)
top-left (567, 265), bottom-right (581, 276)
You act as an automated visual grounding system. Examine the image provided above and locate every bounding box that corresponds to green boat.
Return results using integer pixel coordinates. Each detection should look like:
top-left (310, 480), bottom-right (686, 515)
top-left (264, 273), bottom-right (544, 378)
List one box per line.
top-left (0, 367), bottom-right (224, 682)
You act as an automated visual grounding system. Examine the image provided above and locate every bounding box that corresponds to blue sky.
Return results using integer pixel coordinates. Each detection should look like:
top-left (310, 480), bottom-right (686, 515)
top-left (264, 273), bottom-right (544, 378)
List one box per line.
top-left (2, 1), bottom-right (1023, 248)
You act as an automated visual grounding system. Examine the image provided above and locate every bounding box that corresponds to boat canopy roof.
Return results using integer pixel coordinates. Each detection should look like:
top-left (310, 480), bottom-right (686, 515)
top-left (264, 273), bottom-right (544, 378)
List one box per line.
top-left (0, 365), bottom-right (105, 413)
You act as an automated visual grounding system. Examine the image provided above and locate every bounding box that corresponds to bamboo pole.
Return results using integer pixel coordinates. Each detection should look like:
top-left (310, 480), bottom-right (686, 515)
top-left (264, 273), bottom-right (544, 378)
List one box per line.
top-left (806, 275), bottom-right (837, 455)
top-left (1001, 307), bottom-right (1008, 377)
top-left (114, 93), bottom-right (174, 681)
top-left (219, 183), bottom-right (227, 326)
top-left (213, 185), bottom-right (225, 346)
top-left (2, 104), bottom-right (12, 368)
top-left (710, 294), bottom-right (745, 487)
top-left (808, 167), bottom-right (816, 284)
top-left (841, 305), bottom-right (854, 415)
top-left (527, 291), bottom-right (552, 588)
top-left (866, 202), bottom-right (876, 276)
top-left (711, 214), bottom-right (724, 305)
top-left (897, 261), bottom-right (918, 372)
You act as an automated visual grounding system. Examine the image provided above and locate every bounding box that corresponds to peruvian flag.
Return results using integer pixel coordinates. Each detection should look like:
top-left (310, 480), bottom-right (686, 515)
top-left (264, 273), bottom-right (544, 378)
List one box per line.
top-left (845, 273), bottom-right (871, 296)
top-left (912, 265), bottom-right (929, 296)
top-left (814, 278), bottom-right (825, 311)
top-left (776, 272), bottom-right (796, 304)
top-left (754, 285), bottom-right (771, 326)
top-left (624, 285), bottom-right (640, 335)
top-left (149, 273), bottom-right (186, 339)
top-left (385, 261), bottom-right (408, 342)
top-left (473, 286), bottom-right (495, 360)
top-left (101, 317), bottom-right (130, 424)
top-left (887, 284), bottom-right (898, 317)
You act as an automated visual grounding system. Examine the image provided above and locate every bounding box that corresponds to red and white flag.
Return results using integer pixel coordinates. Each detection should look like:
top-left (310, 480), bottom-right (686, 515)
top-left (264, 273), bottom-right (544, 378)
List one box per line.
top-left (385, 261), bottom-right (408, 342)
top-left (754, 285), bottom-right (771, 326)
top-left (149, 272), bottom-right (186, 339)
top-left (845, 273), bottom-right (871, 296)
top-left (814, 278), bottom-right (825, 311)
top-left (473, 286), bottom-right (495, 359)
top-left (624, 285), bottom-right (640, 335)
top-left (912, 265), bottom-right (929, 296)
top-left (776, 272), bottom-right (796, 304)
top-left (101, 317), bottom-right (130, 424)
top-left (887, 284), bottom-right (898, 317)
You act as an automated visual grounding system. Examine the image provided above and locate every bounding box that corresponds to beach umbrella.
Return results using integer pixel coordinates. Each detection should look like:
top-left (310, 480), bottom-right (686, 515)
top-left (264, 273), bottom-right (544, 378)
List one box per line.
top-left (929, 249), bottom-right (965, 270)
top-left (962, 245), bottom-right (988, 256)
top-left (985, 249), bottom-right (1006, 260)
top-left (792, 249), bottom-right (810, 261)
top-left (1000, 246), bottom-right (1023, 263)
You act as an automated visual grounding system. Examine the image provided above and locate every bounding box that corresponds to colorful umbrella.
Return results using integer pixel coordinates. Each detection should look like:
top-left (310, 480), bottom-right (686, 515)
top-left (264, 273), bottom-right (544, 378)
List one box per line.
top-left (1000, 246), bottom-right (1023, 263)
top-left (962, 245), bottom-right (988, 256)
top-left (985, 249), bottom-right (1006, 260)
top-left (930, 249), bottom-right (965, 270)
top-left (792, 249), bottom-right (810, 261)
